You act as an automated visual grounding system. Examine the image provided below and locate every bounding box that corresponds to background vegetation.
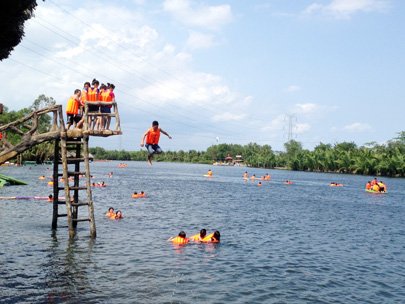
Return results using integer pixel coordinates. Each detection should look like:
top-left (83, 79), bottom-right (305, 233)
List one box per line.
top-left (1, 98), bottom-right (404, 177)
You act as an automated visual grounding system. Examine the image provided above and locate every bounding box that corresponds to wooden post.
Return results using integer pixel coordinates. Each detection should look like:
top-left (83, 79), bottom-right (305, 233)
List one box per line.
top-left (83, 135), bottom-right (96, 238)
top-left (52, 139), bottom-right (59, 230)
top-left (72, 139), bottom-right (81, 228)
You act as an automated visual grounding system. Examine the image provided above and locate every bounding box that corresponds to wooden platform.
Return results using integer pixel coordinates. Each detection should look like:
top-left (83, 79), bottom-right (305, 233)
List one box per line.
top-left (66, 129), bottom-right (122, 138)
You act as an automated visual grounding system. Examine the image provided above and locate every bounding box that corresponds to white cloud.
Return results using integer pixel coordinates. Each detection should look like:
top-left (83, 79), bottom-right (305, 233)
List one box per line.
top-left (261, 115), bottom-right (285, 132)
top-left (286, 85), bottom-right (301, 92)
top-left (294, 123), bottom-right (311, 134)
top-left (294, 103), bottom-right (318, 114)
top-left (163, 0), bottom-right (233, 30)
top-left (343, 122), bottom-right (372, 132)
top-left (304, 0), bottom-right (389, 18)
top-left (212, 112), bottom-right (246, 122)
top-left (186, 31), bottom-right (215, 49)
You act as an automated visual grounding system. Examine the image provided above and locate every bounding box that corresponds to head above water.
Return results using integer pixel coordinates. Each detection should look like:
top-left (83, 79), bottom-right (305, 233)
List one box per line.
top-left (213, 230), bottom-right (220, 241)
top-left (178, 231), bottom-right (186, 238)
top-left (200, 229), bottom-right (206, 238)
top-left (108, 207), bottom-right (114, 212)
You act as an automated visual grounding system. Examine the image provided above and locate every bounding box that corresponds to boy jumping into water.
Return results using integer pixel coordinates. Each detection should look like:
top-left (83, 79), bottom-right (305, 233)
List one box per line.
top-left (140, 121), bottom-right (172, 165)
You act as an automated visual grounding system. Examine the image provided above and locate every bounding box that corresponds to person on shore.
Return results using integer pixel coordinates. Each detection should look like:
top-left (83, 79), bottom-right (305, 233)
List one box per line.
top-left (169, 231), bottom-right (189, 245)
top-left (189, 229), bottom-right (207, 242)
top-left (140, 121), bottom-right (172, 165)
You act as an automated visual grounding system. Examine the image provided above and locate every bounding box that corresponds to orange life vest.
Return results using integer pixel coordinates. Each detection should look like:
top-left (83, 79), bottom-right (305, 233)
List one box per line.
top-left (189, 233), bottom-right (203, 242)
top-left (171, 236), bottom-right (189, 245)
top-left (146, 128), bottom-right (160, 145)
top-left (265, 175), bottom-right (270, 180)
top-left (66, 97), bottom-right (79, 114)
top-left (81, 89), bottom-right (89, 102)
top-left (87, 87), bottom-right (99, 102)
top-left (365, 183), bottom-right (371, 190)
top-left (201, 233), bottom-right (219, 243)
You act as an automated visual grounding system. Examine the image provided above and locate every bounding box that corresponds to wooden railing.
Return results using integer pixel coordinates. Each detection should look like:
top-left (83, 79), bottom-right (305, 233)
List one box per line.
top-left (82, 101), bottom-right (122, 136)
top-left (0, 105), bottom-right (65, 165)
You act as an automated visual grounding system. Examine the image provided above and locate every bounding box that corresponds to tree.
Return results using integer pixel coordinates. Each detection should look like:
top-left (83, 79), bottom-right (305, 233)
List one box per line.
top-left (1, 1), bottom-right (39, 60)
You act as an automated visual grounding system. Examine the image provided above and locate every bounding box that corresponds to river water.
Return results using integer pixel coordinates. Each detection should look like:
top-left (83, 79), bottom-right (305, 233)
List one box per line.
top-left (0, 161), bottom-right (404, 303)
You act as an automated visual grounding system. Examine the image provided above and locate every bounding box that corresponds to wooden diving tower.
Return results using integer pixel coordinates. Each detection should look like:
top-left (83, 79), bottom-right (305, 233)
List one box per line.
top-left (0, 102), bottom-right (122, 238)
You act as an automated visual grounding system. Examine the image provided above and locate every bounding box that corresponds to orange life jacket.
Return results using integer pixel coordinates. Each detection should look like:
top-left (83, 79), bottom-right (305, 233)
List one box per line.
top-left (66, 97), bottom-right (79, 114)
top-left (201, 233), bottom-right (219, 243)
top-left (171, 236), bottom-right (189, 245)
top-left (365, 183), bottom-right (371, 190)
top-left (146, 128), bottom-right (160, 145)
top-left (87, 87), bottom-right (99, 102)
top-left (81, 89), bottom-right (89, 102)
top-left (189, 233), bottom-right (204, 242)
top-left (265, 175), bottom-right (270, 180)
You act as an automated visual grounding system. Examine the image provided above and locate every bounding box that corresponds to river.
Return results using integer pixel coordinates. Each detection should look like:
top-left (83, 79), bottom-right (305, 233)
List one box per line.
top-left (0, 161), bottom-right (404, 303)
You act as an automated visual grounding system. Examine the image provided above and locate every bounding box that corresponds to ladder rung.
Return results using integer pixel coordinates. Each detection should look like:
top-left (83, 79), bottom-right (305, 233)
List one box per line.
top-left (72, 218), bottom-right (90, 222)
top-left (57, 214), bottom-right (67, 217)
top-left (57, 201), bottom-right (66, 205)
top-left (66, 141), bottom-right (83, 145)
top-left (58, 158), bottom-right (85, 164)
top-left (69, 186), bottom-right (87, 190)
top-left (58, 171), bottom-right (86, 177)
top-left (71, 202), bottom-right (89, 207)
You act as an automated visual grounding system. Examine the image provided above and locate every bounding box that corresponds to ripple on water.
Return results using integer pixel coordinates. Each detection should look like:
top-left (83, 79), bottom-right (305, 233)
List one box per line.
top-left (1, 162), bottom-right (405, 303)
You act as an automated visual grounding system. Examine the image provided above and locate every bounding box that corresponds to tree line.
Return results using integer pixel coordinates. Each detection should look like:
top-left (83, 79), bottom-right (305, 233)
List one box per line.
top-left (1, 97), bottom-right (404, 177)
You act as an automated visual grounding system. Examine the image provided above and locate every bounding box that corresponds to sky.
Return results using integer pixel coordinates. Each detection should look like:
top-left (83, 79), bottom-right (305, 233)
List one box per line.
top-left (1, 0), bottom-right (404, 152)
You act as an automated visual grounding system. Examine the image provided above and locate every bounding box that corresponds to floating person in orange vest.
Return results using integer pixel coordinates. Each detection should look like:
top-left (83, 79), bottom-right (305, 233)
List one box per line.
top-left (39, 175), bottom-right (46, 180)
top-left (250, 174), bottom-right (256, 181)
top-left (284, 180), bottom-right (293, 185)
top-left (189, 229), bottom-right (207, 242)
top-left (201, 230), bottom-right (220, 243)
top-left (377, 181), bottom-right (387, 192)
top-left (264, 173), bottom-right (271, 180)
top-left (365, 181), bottom-right (372, 190)
top-left (106, 207), bottom-right (115, 218)
top-left (207, 169), bottom-right (213, 177)
top-left (243, 171), bottom-right (249, 179)
top-left (66, 89), bottom-right (83, 130)
top-left (258, 181), bottom-right (262, 186)
top-left (168, 231), bottom-right (189, 245)
top-left (115, 210), bottom-right (123, 219)
top-left (132, 191), bottom-right (146, 198)
top-left (140, 120), bottom-right (172, 165)
top-left (370, 177), bottom-right (378, 186)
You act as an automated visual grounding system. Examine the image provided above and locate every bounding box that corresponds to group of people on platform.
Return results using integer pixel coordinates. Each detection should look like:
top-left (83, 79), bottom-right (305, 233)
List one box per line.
top-left (169, 229), bottom-right (220, 245)
top-left (365, 178), bottom-right (387, 192)
top-left (106, 207), bottom-right (123, 220)
top-left (66, 78), bottom-right (116, 130)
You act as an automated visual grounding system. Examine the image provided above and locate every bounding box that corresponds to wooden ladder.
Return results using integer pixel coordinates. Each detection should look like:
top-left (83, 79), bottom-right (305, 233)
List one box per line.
top-left (51, 134), bottom-right (96, 238)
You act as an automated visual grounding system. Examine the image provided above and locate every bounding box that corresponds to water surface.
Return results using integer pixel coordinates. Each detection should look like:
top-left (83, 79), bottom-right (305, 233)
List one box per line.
top-left (0, 162), bottom-right (404, 303)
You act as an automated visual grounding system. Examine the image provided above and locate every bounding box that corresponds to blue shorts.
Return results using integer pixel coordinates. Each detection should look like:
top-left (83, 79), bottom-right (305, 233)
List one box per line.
top-left (101, 106), bottom-right (111, 113)
top-left (145, 144), bottom-right (162, 155)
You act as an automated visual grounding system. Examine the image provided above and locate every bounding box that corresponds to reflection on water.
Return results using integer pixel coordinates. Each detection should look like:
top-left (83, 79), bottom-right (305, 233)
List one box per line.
top-left (0, 161), bottom-right (405, 303)
top-left (44, 233), bottom-right (96, 303)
